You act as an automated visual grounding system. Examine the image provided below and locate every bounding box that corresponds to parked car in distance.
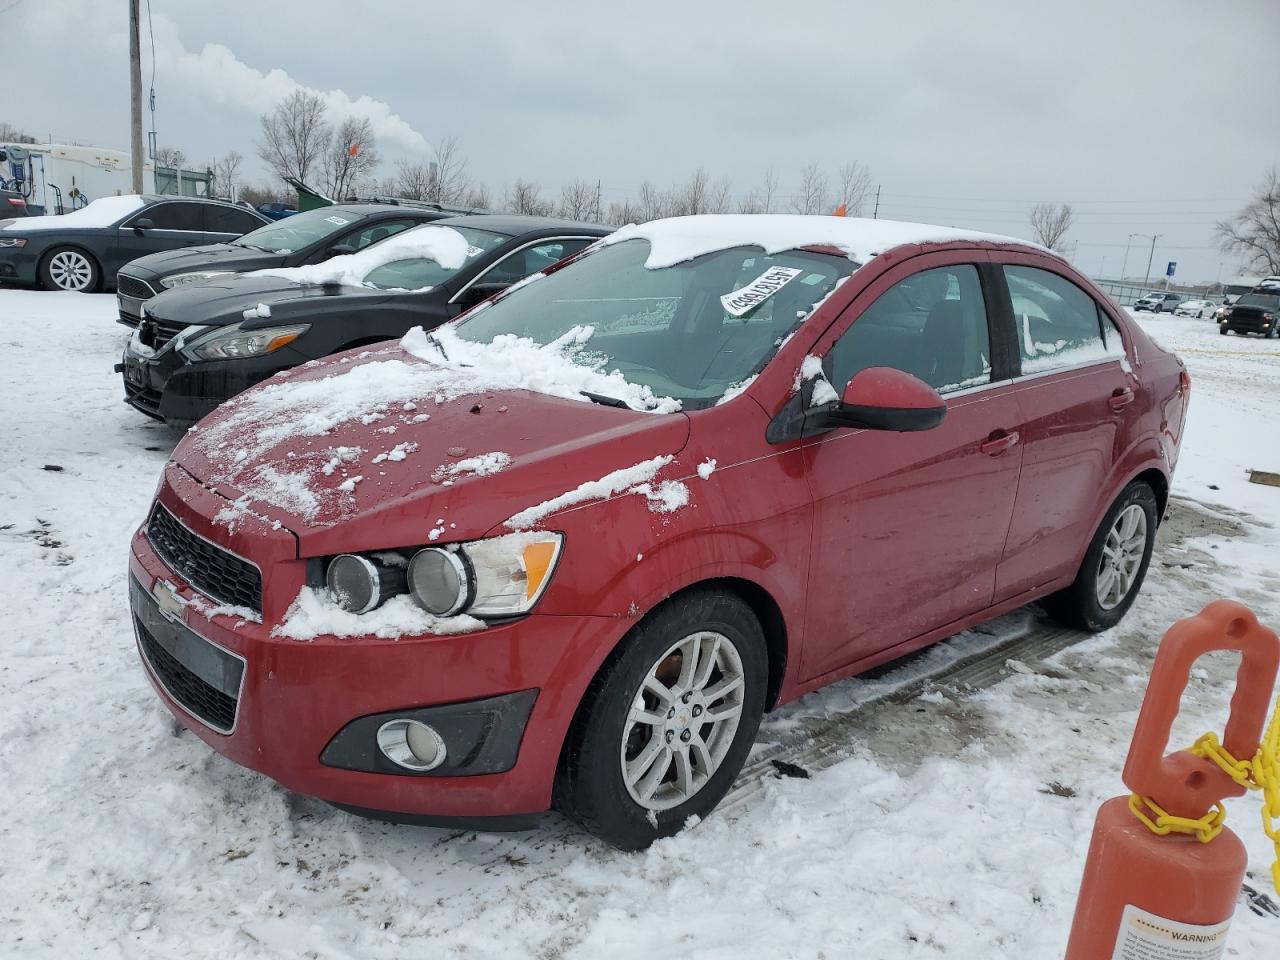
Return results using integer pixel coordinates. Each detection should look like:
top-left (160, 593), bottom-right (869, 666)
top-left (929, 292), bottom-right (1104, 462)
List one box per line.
top-left (119, 215), bottom-right (607, 425)
top-left (1173, 298), bottom-right (1216, 318)
top-left (1, 187), bottom-right (28, 217)
top-left (128, 214), bottom-right (1188, 849)
top-left (1133, 292), bottom-right (1182, 313)
top-left (1217, 289), bottom-right (1280, 337)
top-left (257, 202), bottom-right (297, 221)
top-left (0, 194), bottom-right (269, 292)
top-left (115, 204), bottom-right (451, 327)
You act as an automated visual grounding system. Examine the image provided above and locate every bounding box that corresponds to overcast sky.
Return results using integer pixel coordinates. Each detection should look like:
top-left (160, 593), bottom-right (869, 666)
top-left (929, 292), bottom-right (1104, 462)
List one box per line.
top-left (9, 0), bottom-right (1279, 282)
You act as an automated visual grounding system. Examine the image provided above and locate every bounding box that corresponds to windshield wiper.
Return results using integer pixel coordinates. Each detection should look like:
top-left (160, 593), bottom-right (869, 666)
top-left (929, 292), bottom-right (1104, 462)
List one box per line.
top-left (580, 390), bottom-right (628, 408)
top-left (424, 333), bottom-right (449, 360)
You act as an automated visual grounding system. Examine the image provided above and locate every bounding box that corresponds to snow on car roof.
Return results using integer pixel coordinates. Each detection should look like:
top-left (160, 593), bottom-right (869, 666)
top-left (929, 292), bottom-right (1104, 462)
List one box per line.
top-left (601, 214), bottom-right (1041, 269)
top-left (250, 223), bottom-right (471, 287)
top-left (2, 194), bottom-right (145, 231)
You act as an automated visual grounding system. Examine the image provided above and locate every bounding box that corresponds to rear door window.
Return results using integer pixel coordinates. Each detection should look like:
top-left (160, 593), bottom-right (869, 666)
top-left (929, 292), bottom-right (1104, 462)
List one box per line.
top-left (1003, 266), bottom-right (1112, 374)
top-left (204, 205), bottom-right (265, 236)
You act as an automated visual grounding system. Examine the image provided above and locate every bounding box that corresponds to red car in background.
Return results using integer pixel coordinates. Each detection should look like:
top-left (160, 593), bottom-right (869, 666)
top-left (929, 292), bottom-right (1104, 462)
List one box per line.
top-left (128, 214), bottom-right (1189, 849)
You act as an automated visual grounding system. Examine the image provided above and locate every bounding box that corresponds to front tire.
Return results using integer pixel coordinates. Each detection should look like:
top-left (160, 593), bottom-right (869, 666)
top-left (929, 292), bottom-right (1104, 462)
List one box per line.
top-left (555, 588), bottom-right (767, 850)
top-left (40, 246), bottom-right (100, 292)
top-left (1043, 482), bottom-right (1158, 632)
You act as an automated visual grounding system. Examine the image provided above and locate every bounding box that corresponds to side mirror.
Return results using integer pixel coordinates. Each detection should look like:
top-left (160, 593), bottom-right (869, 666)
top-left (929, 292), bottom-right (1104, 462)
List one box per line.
top-left (826, 366), bottom-right (947, 432)
top-left (132, 217), bottom-right (154, 235)
top-left (461, 280), bottom-right (511, 308)
top-left (328, 243), bottom-right (356, 257)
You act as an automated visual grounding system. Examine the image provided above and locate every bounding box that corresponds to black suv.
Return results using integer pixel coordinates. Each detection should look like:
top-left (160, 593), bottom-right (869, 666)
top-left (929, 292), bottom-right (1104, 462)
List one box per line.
top-left (1218, 279), bottom-right (1280, 338)
top-left (115, 204), bottom-right (451, 327)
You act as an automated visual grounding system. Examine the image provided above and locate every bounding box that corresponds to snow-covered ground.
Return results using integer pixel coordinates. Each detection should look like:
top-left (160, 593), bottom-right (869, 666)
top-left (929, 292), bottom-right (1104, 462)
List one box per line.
top-left (1, 291), bottom-right (1278, 958)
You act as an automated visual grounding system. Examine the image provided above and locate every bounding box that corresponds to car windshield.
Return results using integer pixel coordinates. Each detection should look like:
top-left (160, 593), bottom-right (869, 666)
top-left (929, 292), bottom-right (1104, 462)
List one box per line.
top-left (363, 227), bottom-right (508, 290)
top-left (452, 238), bottom-right (855, 409)
top-left (232, 207), bottom-right (367, 253)
top-left (1237, 293), bottom-right (1280, 309)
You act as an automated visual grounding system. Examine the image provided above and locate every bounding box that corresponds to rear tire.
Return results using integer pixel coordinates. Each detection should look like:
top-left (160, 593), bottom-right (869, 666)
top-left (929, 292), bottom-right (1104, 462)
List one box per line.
top-left (39, 246), bottom-right (100, 292)
top-left (1042, 482), bottom-right (1158, 632)
top-left (555, 588), bottom-right (767, 850)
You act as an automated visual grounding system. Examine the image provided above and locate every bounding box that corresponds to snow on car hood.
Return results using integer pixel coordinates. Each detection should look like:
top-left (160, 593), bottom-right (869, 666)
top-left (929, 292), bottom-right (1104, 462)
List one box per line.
top-left (174, 326), bottom-right (689, 554)
top-left (2, 194), bottom-right (144, 231)
top-left (603, 214), bottom-right (1040, 268)
top-left (249, 223), bottom-right (470, 287)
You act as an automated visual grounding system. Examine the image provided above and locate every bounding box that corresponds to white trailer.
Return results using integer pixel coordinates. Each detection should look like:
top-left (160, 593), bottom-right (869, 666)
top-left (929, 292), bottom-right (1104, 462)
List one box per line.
top-left (0, 143), bottom-right (213, 215)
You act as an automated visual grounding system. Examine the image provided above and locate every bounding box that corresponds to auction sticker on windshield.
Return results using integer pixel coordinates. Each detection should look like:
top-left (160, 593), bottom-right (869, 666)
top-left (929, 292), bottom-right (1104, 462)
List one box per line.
top-left (324, 216), bottom-right (352, 226)
top-left (720, 266), bottom-right (802, 317)
top-left (1110, 905), bottom-right (1230, 960)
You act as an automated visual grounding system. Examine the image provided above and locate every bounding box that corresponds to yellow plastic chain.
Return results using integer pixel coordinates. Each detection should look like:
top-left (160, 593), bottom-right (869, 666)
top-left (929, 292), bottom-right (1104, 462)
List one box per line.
top-left (1129, 694), bottom-right (1280, 894)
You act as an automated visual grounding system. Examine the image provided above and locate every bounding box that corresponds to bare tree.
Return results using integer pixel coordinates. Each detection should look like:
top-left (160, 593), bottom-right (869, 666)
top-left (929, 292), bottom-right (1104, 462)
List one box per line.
top-left (606, 199), bottom-right (643, 225)
top-left (836, 162), bottom-right (873, 216)
top-left (212, 151), bottom-right (243, 200)
top-left (462, 183), bottom-right (491, 210)
top-left (394, 160), bottom-right (433, 200)
top-left (637, 180), bottom-right (670, 221)
top-left (0, 122), bottom-right (37, 144)
top-left (154, 146), bottom-right (186, 170)
top-left (256, 90), bottom-right (331, 186)
top-left (323, 117), bottom-right (379, 200)
top-left (760, 166), bottom-right (779, 214)
top-left (737, 190), bottom-right (765, 214)
top-left (1216, 166), bottom-right (1280, 274)
top-left (507, 179), bottom-right (552, 216)
top-left (791, 162), bottom-right (830, 215)
top-left (558, 180), bottom-right (597, 220)
top-left (239, 182), bottom-right (290, 209)
top-left (1028, 202), bottom-right (1075, 252)
top-left (425, 136), bottom-right (471, 205)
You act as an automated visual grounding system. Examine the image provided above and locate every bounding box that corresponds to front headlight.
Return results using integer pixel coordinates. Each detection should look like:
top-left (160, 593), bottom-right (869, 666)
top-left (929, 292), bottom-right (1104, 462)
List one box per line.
top-left (324, 532), bottom-right (563, 619)
top-left (180, 321), bottom-right (309, 362)
top-left (159, 270), bottom-right (237, 289)
top-left (0, 237), bottom-right (27, 248)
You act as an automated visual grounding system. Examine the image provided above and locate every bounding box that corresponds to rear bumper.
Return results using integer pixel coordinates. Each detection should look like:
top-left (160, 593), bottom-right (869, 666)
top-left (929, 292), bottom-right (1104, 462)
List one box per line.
top-left (127, 484), bottom-right (628, 819)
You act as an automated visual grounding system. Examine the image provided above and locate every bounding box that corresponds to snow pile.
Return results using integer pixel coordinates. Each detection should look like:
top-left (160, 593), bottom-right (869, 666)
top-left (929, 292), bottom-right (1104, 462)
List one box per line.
top-left (402, 325), bottom-right (682, 414)
top-left (431, 451), bottom-right (511, 483)
top-left (371, 441), bottom-right (418, 465)
top-left (697, 458), bottom-right (717, 480)
top-left (506, 455), bottom-right (680, 529)
top-left (603, 214), bottom-right (1039, 269)
top-left (716, 374), bottom-right (757, 405)
top-left (2, 194), bottom-right (145, 231)
top-left (242, 302), bottom-right (271, 321)
top-left (273, 587), bottom-right (485, 641)
top-left (250, 224), bottom-right (470, 287)
top-left (796, 354), bottom-right (840, 405)
top-left (192, 325), bottom-right (680, 490)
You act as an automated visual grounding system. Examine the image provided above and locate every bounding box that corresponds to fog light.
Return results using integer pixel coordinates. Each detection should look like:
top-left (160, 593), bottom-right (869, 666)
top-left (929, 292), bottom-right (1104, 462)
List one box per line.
top-left (325, 554), bottom-right (405, 614)
top-left (376, 718), bottom-right (447, 771)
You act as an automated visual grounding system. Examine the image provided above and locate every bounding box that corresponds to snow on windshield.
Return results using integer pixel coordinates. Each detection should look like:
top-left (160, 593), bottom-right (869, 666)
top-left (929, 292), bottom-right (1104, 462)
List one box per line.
top-left (602, 214), bottom-right (1037, 269)
top-left (2, 195), bottom-right (145, 231)
top-left (249, 224), bottom-right (471, 287)
top-left (188, 324), bottom-right (680, 521)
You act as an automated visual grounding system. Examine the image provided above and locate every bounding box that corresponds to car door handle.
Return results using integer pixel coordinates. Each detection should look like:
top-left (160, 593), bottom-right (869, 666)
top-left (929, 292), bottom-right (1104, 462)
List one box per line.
top-left (1109, 387), bottom-right (1135, 411)
top-left (980, 430), bottom-right (1020, 456)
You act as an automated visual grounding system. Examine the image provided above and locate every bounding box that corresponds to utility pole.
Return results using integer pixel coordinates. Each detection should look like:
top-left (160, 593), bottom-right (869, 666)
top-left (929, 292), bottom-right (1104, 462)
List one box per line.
top-left (129, 0), bottom-right (144, 195)
top-left (594, 179), bottom-right (602, 224)
top-left (872, 184), bottom-right (880, 219)
top-left (1142, 233), bottom-right (1163, 288)
top-left (1121, 233), bottom-right (1138, 281)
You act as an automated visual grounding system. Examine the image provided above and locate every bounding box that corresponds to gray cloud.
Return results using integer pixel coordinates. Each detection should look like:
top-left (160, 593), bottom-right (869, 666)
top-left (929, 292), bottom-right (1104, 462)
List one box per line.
top-left (7, 0), bottom-right (1279, 281)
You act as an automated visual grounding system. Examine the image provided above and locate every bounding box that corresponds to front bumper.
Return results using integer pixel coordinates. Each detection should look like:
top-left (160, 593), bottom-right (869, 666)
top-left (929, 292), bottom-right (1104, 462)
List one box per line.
top-left (1219, 315), bottom-right (1273, 335)
top-left (127, 470), bottom-right (627, 820)
top-left (119, 340), bottom-right (306, 425)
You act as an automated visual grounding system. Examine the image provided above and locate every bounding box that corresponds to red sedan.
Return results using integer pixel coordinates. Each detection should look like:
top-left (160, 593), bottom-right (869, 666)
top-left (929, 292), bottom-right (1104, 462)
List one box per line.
top-left (129, 215), bottom-right (1189, 849)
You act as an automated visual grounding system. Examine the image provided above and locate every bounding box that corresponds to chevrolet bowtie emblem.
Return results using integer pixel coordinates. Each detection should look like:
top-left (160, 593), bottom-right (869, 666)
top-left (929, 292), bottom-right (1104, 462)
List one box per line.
top-left (151, 579), bottom-right (186, 623)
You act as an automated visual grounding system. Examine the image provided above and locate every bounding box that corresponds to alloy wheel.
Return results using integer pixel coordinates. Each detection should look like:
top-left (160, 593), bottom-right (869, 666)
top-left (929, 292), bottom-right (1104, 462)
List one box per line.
top-left (620, 630), bottom-right (745, 812)
top-left (48, 250), bottom-right (94, 291)
top-left (1096, 503), bottom-right (1147, 610)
